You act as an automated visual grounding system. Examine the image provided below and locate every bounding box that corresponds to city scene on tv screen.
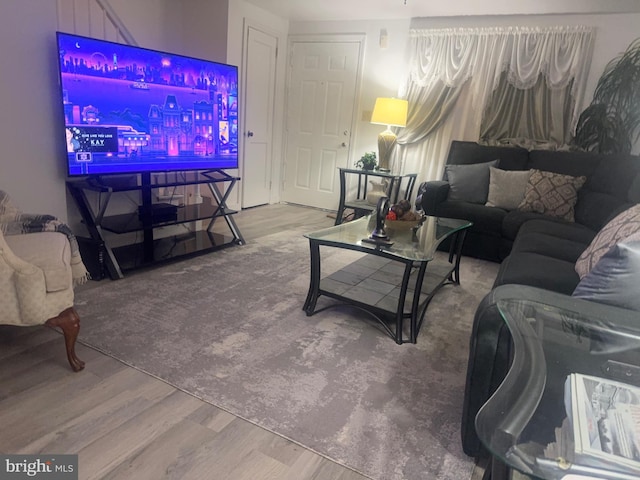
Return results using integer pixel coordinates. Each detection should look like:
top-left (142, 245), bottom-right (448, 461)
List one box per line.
top-left (57, 32), bottom-right (239, 176)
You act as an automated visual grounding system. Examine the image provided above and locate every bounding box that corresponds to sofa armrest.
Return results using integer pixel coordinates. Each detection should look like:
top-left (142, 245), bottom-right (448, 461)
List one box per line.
top-left (416, 181), bottom-right (450, 216)
top-left (461, 284), bottom-right (640, 457)
top-left (0, 230), bottom-right (48, 325)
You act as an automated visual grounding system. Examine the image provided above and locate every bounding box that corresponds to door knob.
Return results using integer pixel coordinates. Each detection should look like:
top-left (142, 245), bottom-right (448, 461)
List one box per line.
top-left (247, 131), bottom-right (254, 137)
top-left (341, 142), bottom-right (347, 147)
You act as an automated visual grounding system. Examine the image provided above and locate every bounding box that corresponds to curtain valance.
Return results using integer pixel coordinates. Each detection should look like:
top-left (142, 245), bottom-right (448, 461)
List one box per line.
top-left (404, 26), bottom-right (594, 113)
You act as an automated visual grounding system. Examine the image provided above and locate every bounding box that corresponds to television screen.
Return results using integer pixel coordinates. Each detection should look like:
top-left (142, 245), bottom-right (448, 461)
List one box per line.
top-left (56, 32), bottom-right (239, 176)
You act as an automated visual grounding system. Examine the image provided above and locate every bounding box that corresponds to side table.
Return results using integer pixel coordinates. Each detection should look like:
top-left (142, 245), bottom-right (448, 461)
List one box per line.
top-left (335, 168), bottom-right (417, 225)
top-left (475, 298), bottom-right (640, 480)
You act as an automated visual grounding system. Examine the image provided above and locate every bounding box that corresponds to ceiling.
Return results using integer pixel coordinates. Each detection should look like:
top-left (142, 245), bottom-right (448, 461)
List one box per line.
top-left (243, 0), bottom-right (640, 22)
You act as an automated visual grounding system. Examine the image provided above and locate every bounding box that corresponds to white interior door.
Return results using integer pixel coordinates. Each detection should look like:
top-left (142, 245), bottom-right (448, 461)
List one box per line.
top-left (242, 26), bottom-right (278, 208)
top-left (282, 38), bottom-right (363, 211)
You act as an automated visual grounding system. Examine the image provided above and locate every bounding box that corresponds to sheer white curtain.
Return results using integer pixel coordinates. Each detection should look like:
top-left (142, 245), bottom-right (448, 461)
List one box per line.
top-left (394, 26), bottom-right (595, 184)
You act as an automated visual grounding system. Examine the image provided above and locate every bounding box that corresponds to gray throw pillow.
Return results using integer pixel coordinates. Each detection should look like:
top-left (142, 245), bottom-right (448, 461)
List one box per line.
top-left (572, 239), bottom-right (640, 312)
top-left (485, 167), bottom-right (531, 210)
top-left (445, 160), bottom-right (499, 204)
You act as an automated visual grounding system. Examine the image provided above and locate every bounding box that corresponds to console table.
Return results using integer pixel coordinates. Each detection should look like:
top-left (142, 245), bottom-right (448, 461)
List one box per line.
top-left (67, 170), bottom-right (244, 279)
top-left (476, 298), bottom-right (640, 480)
top-left (335, 168), bottom-right (417, 225)
top-left (303, 214), bottom-right (471, 344)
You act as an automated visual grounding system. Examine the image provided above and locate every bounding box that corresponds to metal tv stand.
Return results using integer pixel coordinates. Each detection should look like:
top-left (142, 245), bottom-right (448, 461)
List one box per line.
top-left (66, 170), bottom-right (244, 280)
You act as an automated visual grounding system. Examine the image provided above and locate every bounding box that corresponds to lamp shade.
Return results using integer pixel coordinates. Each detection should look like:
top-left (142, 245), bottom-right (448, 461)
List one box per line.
top-left (370, 97), bottom-right (408, 127)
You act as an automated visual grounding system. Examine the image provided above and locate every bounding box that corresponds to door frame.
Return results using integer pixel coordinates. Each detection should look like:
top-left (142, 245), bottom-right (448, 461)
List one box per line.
top-left (240, 19), bottom-right (284, 207)
top-left (282, 33), bottom-right (366, 209)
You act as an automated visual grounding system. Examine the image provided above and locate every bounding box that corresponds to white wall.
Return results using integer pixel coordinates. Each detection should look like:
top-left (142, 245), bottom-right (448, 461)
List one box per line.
top-left (181, 0), bottom-right (228, 62)
top-left (0, 0), bottom-right (66, 219)
top-left (96, 0), bottom-right (183, 51)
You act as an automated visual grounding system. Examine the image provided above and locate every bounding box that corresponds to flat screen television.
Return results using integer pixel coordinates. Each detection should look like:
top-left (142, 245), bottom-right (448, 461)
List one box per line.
top-left (56, 32), bottom-right (239, 177)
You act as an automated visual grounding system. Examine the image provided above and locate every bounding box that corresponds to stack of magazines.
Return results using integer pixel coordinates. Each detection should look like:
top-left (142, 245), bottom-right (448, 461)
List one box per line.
top-left (544, 373), bottom-right (640, 476)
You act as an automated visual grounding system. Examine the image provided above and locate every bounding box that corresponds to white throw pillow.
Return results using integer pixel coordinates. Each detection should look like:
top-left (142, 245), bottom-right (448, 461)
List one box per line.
top-left (485, 167), bottom-right (531, 210)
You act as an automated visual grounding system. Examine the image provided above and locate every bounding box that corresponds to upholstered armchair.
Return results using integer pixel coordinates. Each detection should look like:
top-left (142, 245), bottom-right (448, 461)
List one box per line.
top-left (0, 191), bottom-right (89, 372)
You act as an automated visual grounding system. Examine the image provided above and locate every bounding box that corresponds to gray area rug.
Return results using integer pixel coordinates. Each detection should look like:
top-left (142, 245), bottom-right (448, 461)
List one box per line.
top-left (74, 229), bottom-right (499, 480)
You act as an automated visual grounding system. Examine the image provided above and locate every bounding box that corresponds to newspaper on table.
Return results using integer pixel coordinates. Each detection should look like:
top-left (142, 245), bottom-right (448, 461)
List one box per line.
top-left (547, 373), bottom-right (640, 475)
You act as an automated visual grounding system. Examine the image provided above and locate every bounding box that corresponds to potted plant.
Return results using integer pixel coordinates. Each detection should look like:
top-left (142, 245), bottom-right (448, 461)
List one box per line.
top-left (573, 37), bottom-right (640, 154)
top-left (355, 151), bottom-right (377, 170)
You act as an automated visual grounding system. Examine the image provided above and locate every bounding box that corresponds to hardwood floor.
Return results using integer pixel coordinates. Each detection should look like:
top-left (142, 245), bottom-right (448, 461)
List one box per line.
top-left (0, 203), bottom-right (370, 480)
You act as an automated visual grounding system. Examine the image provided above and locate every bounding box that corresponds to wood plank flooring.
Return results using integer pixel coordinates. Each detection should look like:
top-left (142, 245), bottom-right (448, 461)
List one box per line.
top-left (0, 203), bottom-right (371, 480)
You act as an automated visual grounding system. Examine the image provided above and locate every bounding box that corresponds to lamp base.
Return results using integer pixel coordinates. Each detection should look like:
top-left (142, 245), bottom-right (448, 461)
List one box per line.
top-left (378, 128), bottom-right (397, 172)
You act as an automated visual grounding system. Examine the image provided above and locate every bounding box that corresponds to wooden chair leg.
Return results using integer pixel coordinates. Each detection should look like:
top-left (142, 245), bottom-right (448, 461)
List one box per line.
top-left (45, 307), bottom-right (85, 372)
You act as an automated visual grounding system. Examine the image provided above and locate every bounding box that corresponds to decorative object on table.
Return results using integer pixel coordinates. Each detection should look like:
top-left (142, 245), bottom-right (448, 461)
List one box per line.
top-left (362, 196), bottom-right (393, 245)
top-left (370, 97), bottom-right (408, 172)
top-left (366, 179), bottom-right (388, 205)
top-left (385, 199), bottom-right (423, 232)
top-left (355, 151), bottom-right (377, 171)
top-left (386, 199), bottom-right (420, 221)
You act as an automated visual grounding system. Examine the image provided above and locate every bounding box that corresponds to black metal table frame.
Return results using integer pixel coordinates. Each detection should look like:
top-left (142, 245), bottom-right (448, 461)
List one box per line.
top-left (66, 169), bottom-right (244, 279)
top-left (302, 228), bottom-right (468, 344)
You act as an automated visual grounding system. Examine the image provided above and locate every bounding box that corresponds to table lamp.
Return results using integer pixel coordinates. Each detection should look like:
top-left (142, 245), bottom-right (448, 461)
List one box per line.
top-left (370, 97), bottom-right (408, 172)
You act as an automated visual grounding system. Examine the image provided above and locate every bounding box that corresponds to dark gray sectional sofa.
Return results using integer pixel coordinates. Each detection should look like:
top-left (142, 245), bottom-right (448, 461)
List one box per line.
top-left (417, 141), bottom-right (640, 457)
top-left (421, 141), bottom-right (640, 266)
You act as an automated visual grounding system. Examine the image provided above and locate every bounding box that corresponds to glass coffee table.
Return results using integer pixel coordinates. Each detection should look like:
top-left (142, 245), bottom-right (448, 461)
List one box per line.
top-left (476, 298), bottom-right (640, 480)
top-left (302, 214), bottom-right (472, 344)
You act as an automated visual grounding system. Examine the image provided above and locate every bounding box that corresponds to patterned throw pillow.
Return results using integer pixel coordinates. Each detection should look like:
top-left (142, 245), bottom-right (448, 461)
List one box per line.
top-left (575, 204), bottom-right (640, 279)
top-left (517, 169), bottom-right (586, 222)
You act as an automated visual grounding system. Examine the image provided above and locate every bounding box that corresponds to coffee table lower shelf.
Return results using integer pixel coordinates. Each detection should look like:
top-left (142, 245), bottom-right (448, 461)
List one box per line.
top-left (304, 254), bottom-right (458, 344)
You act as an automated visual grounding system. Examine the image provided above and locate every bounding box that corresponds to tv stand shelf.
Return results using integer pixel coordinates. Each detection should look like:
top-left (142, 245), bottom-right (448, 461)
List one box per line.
top-left (99, 201), bottom-right (237, 234)
top-left (67, 170), bottom-right (244, 280)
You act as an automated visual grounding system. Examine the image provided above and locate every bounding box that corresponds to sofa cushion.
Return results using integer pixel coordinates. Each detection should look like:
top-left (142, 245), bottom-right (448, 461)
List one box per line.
top-left (493, 252), bottom-right (580, 294)
top-left (445, 160), bottom-right (498, 204)
top-left (629, 172), bottom-right (640, 204)
top-left (446, 141), bottom-right (529, 170)
top-left (518, 169), bottom-right (586, 222)
top-left (527, 149), bottom-right (602, 178)
top-left (575, 192), bottom-right (633, 232)
top-left (512, 218), bottom-right (596, 245)
top-left (510, 231), bottom-right (588, 263)
top-left (485, 167), bottom-right (531, 210)
top-left (572, 240), bottom-right (640, 311)
top-left (583, 154), bottom-right (640, 198)
top-left (575, 204), bottom-right (640, 279)
top-left (435, 201), bottom-right (507, 234)
top-left (4, 232), bottom-right (71, 293)
top-left (501, 210), bottom-right (572, 241)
